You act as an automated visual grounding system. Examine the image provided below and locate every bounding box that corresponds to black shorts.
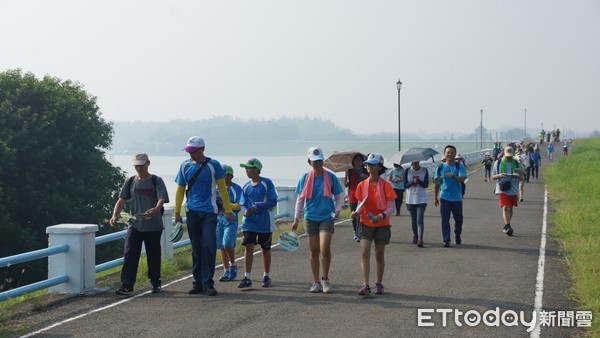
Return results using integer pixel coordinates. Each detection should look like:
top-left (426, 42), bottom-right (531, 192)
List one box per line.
top-left (242, 231), bottom-right (272, 250)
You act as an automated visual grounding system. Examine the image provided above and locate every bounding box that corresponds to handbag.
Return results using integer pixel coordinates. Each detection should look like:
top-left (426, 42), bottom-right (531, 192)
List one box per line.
top-left (499, 180), bottom-right (512, 192)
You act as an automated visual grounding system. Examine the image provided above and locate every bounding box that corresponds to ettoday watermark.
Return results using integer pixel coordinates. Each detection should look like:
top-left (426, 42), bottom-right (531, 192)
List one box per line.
top-left (417, 308), bottom-right (593, 332)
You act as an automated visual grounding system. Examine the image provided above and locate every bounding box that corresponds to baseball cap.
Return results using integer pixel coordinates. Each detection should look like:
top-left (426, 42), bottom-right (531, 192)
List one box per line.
top-left (240, 158), bottom-right (263, 171)
top-left (222, 164), bottom-right (234, 176)
top-left (184, 136), bottom-right (205, 153)
top-left (307, 147), bottom-right (325, 161)
top-left (131, 153), bottom-right (149, 165)
top-left (365, 153), bottom-right (384, 165)
top-left (504, 146), bottom-right (515, 157)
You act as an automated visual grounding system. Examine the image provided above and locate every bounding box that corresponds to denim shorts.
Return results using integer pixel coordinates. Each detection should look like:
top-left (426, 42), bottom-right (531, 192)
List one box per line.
top-left (216, 216), bottom-right (237, 249)
top-left (358, 223), bottom-right (391, 245)
top-left (305, 219), bottom-right (335, 236)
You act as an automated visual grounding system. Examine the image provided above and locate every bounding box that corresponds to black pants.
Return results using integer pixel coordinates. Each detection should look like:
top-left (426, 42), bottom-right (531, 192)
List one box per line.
top-left (393, 189), bottom-right (404, 215)
top-left (350, 202), bottom-right (358, 235)
top-left (121, 227), bottom-right (163, 288)
top-left (532, 165), bottom-right (539, 179)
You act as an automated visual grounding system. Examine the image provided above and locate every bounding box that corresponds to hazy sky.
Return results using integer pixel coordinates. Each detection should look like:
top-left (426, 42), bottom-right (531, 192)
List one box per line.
top-left (2, 0), bottom-right (599, 135)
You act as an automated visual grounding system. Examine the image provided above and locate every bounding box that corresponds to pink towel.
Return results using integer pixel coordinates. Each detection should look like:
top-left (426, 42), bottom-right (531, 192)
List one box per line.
top-left (357, 179), bottom-right (387, 212)
top-left (299, 170), bottom-right (332, 199)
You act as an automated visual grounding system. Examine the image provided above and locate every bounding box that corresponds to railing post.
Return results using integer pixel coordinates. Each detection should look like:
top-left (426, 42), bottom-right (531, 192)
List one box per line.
top-left (161, 208), bottom-right (174, 260)
top-left (46, 224), bottom-right (98, 294)
top-left (276, 187), bottom-right (297, 222)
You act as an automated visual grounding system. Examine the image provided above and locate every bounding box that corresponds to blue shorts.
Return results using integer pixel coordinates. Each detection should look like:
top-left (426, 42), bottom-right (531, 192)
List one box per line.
top-left (216, 215), bottom-right (237, 249)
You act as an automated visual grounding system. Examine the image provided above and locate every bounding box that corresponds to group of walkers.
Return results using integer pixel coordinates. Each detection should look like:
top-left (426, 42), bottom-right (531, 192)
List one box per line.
top-left (108, 136), bottom-right (554, 298)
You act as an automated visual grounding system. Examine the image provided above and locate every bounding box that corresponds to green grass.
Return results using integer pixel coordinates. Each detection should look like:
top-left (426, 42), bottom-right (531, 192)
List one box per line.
top-left (544, 137), bottom-right (600, 336)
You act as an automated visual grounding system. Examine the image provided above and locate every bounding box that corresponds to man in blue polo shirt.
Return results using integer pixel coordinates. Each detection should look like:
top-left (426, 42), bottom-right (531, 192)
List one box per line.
top-left (175, 136), bottom-right (233, 296)
top-left (434, 145), bottom-right (467, 247)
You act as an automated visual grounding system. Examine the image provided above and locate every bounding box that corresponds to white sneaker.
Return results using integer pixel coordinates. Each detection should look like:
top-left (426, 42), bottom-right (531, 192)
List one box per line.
top-left (309, 282), bottom-right (322, 293)
top-left (321, 278), bottom-right (332, 293)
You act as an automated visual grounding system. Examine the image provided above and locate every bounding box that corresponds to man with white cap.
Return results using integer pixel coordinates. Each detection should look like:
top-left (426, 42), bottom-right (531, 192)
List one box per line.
top-left (110, 152), bottom-right (169, 296)
top-left (492, 146), bottom-right (522, 236)
top-left (175, 136), bottom-right (234, 296)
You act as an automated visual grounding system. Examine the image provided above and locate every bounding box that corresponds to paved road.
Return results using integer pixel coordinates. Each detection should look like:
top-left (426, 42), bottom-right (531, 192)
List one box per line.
top-left (16, 150), bottom-right (580, 337)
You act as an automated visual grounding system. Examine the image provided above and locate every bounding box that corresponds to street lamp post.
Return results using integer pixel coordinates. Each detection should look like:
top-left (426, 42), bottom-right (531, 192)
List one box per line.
top-left (396, 79), bottom-right (402, 151)
top-left (524, 108), bottom-right (527, 139)
top-left (480, 109), bottom-right (483, 149)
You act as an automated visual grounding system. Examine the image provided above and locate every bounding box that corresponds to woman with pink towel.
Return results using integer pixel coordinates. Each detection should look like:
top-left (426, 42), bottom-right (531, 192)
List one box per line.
top-left (292, 147), bottom-right (344, 293)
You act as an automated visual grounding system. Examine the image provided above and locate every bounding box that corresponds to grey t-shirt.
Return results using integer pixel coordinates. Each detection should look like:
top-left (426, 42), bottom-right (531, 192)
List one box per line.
top-left (492, 160), bottom-right (519, 196)
top-left (119, 175), bottom-right (169, 232)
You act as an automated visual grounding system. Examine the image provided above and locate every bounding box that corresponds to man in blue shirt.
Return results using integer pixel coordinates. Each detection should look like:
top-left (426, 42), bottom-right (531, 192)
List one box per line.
top-left (434, 145), bottom-right (467, 247)
top-left (175, 136), bottom-right (233, 296)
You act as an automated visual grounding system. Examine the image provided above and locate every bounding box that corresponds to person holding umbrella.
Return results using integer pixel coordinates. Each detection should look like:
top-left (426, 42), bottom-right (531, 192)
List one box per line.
top-left (343, 153), bottom-right (368, 242)
top-left (404, 160), bottom-right (429, 247)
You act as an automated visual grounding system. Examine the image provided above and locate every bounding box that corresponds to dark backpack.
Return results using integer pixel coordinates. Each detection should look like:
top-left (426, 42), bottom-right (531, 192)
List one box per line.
top-left (125, 174), bottom-right (168, 215)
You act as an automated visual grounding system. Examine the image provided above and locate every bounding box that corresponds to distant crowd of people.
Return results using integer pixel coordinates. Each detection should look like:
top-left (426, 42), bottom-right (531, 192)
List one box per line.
top-left (109, 134), bottom-right (563, 297)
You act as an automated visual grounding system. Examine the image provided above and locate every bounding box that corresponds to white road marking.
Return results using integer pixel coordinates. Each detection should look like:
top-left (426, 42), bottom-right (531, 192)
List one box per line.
top-left (530, 188), bottom-right (548, 338)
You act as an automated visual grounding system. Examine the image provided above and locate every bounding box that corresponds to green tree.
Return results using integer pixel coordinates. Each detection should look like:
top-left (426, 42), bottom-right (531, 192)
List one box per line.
top-left (0, 69), bottom-right (125, 285)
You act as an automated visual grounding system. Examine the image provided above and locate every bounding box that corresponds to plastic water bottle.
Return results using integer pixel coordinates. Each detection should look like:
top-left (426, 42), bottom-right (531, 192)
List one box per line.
top-left (367, 212), bottom-right (376, 221)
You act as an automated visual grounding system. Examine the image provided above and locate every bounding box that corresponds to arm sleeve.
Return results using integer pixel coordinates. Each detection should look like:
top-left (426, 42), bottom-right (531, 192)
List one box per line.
top-left (255, 198), bottom-right (277, 212)
top-left (384, 200), bottom-right (395, 216)
top-left (334, 193), bottom-right (344, 212)
top-left (403, 169), bottom-right (414, 189)
top-left (175, 185), bottom-right (185, 213)
top-left (294, 196), bottom-right (305, 220)
top-left (419, 169), bottom-right (429, 188)
top-left (216, 178), bottom-right (233, 214)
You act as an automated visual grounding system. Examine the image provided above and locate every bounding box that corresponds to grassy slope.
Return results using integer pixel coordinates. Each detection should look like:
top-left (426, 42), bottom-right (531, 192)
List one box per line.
top-left (544, 137), bottom-right (600, 336)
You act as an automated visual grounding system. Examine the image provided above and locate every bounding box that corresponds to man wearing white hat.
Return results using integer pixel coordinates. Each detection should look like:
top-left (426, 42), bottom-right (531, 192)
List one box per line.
top-left (175, 136), bottom-right (234, 296)
top-left (110, 153), bottom-right (169, 296)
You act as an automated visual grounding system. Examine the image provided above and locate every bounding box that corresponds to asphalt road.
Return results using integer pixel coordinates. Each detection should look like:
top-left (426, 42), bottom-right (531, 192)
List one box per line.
top-left (15, 149), bottom-right (581, 337)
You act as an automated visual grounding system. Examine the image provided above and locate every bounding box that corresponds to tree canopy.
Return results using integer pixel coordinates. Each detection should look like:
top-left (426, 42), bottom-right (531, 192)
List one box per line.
top-left (0, 69), bottom-right (125, 284)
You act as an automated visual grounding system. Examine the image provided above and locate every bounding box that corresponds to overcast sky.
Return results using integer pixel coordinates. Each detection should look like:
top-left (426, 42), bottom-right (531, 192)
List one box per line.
top-left (2, 0), bottom-right (599, 136)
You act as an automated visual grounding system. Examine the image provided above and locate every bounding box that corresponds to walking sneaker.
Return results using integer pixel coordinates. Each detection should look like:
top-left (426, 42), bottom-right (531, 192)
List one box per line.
top-left (151, 280), bottom-right (162, 293)
top-left (204, 285), bottom-right (218, 296)
top-left (218, 270), bottom-right (230, 282)
top-left (115, 286), bottom-right (133, 296)
top-left (353, 234), bottom-right (360, 243)
top-left (358, 284), bottom-right (371, 296)
top-left (228, 265), bottom-right (238, 281)
top-left (455, 234), bottom-right (462, 245)
top-left (502, 224), bottom-right (509, 234)
top-left (506, 225), bottom-right (514, 236)
top-left (238, 277), bottom-right (253, 288)
top-left (321, 277), bottom-right (332, 293)
top-left (417, 240), bottom-right (424, 248)
top-left (188, 287), bottom-right (203, 294)
top-left (443, 241), bottom-right (450, 248)
top-left (261, 275), bottom-right (272, 288)
top-left (374, 283), bottom-right (384, 295)
top-left (310, 282), bottom-right (322, 293)
top-left (412, 235), bottom-right (418, 244)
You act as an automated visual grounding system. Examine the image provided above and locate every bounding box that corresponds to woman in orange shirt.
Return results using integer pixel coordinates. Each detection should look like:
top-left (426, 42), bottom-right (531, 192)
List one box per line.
top-left (351, 153), bottom-right (397, 296)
